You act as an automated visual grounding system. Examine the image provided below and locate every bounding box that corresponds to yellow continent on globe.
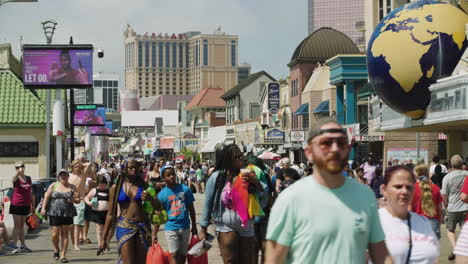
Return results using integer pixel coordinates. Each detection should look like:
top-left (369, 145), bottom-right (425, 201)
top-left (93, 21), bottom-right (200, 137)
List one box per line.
top-left (371, 3), bottom-right (468, 93)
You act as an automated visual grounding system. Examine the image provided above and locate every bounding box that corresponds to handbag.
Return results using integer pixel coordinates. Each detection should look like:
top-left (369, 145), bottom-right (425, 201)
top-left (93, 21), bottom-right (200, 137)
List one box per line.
top-left (187, 236), bottom-right (209, 264)
top-left (26, 214), bottom-right (39, 230)
top-left (146, 242), bottom-right (170, 264)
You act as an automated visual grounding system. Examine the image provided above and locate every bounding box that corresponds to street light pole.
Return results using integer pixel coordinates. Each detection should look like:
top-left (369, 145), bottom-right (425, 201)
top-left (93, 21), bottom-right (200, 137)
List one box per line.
top-left (0, 0), bottom-right (37, 7)
top-left (41, 20), bottom-right (57, 177)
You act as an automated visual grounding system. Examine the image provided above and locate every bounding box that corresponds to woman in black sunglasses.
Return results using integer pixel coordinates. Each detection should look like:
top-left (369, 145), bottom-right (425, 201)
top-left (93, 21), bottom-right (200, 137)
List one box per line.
top-left (9, 161), bottom-right (34, 253)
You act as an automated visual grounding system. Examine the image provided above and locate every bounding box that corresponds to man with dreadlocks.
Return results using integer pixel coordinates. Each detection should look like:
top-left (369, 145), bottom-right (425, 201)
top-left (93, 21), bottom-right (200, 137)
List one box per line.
top-left (101, 159), bottom-right (162, 264)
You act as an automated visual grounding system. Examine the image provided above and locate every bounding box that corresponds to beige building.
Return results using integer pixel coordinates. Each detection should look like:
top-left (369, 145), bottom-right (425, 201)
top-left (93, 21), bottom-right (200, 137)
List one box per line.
top-left (124, 25), bottom-right (238, 97)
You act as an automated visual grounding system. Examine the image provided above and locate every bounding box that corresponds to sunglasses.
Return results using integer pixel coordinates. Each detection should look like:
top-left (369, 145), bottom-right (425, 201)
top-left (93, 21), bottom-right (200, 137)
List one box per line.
top-left (15, 165), bottom-right (24, 169)
top-left (312, 137), bottom-right (349, 150)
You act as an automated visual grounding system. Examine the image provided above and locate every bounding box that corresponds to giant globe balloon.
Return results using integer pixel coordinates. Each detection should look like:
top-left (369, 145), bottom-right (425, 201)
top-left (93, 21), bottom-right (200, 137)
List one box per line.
top-left (367, 0), bottom-right (468, 119)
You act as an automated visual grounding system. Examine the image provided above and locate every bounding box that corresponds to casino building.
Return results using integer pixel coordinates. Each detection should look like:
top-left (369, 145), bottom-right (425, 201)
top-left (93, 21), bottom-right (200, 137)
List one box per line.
top-left (124, 25), bottom-right (238, 97)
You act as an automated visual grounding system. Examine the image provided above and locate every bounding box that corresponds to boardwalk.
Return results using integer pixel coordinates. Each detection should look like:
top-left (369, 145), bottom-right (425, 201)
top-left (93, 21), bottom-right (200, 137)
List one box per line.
top-left (0, 192), bottom-right (459, 263)
top-left (1, 192), bottom-right (222, 263)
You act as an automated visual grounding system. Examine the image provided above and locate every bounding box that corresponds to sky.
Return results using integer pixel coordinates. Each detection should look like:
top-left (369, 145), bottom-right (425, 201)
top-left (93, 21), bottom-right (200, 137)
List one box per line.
top-left (0, 0), bottom-right (308, 85)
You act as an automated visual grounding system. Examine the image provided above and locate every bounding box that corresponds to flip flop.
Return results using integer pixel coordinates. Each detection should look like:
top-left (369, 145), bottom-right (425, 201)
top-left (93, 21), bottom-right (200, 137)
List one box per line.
top-left (60, 257), bottom-right (69, 263)
top-left (85, 238), bottom-right (92, 244)
top-left (54, 251), bottom-right (60, 260)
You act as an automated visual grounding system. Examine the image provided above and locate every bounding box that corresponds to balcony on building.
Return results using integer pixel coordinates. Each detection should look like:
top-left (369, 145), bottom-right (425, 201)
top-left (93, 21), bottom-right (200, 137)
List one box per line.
top-left (369, 73), bottom-right (468, 133)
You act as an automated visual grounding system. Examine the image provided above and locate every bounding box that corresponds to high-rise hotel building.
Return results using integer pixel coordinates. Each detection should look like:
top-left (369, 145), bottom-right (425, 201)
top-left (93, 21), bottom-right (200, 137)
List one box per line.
top-left (124, 25), bottom-right (238, 97)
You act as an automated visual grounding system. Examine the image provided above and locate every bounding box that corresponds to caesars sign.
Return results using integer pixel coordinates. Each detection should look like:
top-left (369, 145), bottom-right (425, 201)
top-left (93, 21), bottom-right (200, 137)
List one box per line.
top-left (22, 44), bottom-right (93, 89)
top-left (267, 82), bottom-right (280, 115)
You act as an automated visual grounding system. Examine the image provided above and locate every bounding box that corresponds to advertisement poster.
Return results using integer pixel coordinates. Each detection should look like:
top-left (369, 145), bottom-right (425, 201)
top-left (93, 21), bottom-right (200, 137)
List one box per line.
top-left (23, 48), bottom-right (93, 86)
top-left (267, 82), bottom-right (280, 115)
top-left (74, 106), bottom-right (106, 126)
top-left (90, 121), bottom-right (112, 136)
top-left (387, 148), bottom-right (428, 165)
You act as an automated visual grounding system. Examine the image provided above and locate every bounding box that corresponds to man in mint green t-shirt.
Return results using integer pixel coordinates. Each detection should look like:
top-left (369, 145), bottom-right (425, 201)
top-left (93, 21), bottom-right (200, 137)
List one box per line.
top-left (265, 119), bottom-right (392, 264)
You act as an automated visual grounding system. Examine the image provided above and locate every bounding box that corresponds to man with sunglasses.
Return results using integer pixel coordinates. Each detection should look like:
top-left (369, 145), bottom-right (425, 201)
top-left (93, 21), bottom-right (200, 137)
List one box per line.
top-left (265, 119), bottom-right (392, 264)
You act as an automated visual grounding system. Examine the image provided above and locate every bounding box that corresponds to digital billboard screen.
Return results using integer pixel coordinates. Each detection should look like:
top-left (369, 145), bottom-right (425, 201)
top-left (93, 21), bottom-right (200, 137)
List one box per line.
top-left (73, 105), bottom-right (106, 126)
top-left (22, 44), bottom-right (93, 88)
top-left (90, 121), bottom-right (112, 136)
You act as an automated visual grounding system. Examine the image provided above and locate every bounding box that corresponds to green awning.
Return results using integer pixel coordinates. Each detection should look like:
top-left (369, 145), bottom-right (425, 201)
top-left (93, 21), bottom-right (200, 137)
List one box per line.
top-left (313, 100), bottom-right (329, 114)
top-left (294, 103), bottom-right (309, 115)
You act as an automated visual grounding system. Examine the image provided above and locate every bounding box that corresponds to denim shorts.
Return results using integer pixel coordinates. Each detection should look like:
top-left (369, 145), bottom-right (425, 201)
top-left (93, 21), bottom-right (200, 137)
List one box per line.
top-left (215, 209), bottom-right (254, 237)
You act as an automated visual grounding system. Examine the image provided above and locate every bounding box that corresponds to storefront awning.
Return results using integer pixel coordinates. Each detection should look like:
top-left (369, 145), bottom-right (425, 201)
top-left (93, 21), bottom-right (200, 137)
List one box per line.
top-left (294, 103), bottom-right (309, 115)
top-left (200, 139), bottom-right (224, 153)
top-left (313, 100), bottom-right (329, 114)
top-left (128, 137), bottom-right (139, 147)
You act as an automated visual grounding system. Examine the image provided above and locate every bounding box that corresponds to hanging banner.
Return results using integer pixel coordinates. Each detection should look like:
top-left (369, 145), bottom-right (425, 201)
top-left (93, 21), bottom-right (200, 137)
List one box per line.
top-left (267, 82), bottom-right (280, 115)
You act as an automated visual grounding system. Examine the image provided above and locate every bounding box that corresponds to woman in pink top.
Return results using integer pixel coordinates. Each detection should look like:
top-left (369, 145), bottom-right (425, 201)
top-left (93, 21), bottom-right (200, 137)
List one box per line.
top-left (9, 161), bottom-right (34, 253)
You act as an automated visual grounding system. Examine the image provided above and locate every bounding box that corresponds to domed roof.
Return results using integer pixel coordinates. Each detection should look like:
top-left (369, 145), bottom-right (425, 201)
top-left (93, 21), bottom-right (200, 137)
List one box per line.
top-left (288, 27), bottom-right (360, 67)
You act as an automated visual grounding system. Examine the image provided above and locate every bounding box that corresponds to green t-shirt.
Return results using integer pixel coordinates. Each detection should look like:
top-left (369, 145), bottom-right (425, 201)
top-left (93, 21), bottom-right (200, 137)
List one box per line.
top-left (196, 169), bottom-right (203, 180)
top-left (266, 176), bottom-right (385, 264)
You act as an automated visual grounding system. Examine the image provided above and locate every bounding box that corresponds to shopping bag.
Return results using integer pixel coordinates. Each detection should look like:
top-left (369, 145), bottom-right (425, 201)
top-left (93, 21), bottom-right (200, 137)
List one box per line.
top-left (187, 236), bottom-right (209, 264)
top-left (26, 214), bottom-right (39, 230)
top-left (146, 242), bottom-right (170, 264)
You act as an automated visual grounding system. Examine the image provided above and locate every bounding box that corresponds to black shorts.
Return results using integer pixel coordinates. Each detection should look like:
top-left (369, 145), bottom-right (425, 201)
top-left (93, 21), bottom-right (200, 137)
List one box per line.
top-left (89, 210), bottom-right (107, 225)
top-left (9, 205), bottom-right (30, 215)
top-left (49, 216), bottom-right (73, 226)
top-left (84, 204), bottom-right (92, 221)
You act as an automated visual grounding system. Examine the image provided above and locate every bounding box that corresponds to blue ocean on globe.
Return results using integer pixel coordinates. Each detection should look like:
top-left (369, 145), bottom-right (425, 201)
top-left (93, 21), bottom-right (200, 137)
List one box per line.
top-left (367, 0), bottom-right (467, 119)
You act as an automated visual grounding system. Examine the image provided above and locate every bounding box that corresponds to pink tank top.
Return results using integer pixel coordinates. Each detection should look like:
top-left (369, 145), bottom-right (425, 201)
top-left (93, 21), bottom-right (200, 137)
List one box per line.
top-left (12, 176), bottom-right (32, 206)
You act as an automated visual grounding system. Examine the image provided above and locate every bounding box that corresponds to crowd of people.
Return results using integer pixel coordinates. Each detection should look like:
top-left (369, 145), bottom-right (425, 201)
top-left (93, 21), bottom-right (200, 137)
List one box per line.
top-left (2, 119), bottom-right (468, 263)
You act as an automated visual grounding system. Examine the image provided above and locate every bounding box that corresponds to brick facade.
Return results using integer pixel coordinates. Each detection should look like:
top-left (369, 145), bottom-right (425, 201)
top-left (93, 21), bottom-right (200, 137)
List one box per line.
top-left (383, 132), bottom-right (439, 166)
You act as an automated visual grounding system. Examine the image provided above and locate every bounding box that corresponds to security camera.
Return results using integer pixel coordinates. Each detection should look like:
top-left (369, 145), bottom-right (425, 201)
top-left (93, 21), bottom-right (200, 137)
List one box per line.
top-left (97, 48), bottom-right (104, 58)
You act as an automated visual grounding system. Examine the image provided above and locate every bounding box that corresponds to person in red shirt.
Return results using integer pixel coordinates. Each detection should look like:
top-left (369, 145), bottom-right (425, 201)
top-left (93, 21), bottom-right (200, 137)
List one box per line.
top-left (455, 175), bottom-right (468, 261)
top-left (9, 161), bottom-right (35, 253)
top-left (410, 164), bottom-right (443, 239)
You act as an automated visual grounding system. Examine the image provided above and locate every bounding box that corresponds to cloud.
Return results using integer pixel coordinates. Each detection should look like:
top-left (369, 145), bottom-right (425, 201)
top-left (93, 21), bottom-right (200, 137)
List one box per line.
top-left (0, 0), bottom-right (307, 84)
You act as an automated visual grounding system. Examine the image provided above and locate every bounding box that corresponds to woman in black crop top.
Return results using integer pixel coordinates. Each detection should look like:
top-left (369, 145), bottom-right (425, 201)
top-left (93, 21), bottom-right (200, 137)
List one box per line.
top-left (101, 159), bottom-right (162, 264)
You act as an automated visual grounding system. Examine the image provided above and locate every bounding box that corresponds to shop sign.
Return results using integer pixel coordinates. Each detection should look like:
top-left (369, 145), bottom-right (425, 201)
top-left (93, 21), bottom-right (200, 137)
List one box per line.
top-left (284, 130), bottom-right (291, 143)
top-left (266, 128), bottom-right (284, 139)
top-left (267, 82), bottom-right (280, 115)
top-left (290, 131), bottom-right (305, 142)
top-left (355, 135), bottom-right (384, 142)
top-left (387, 148), bottom-right (428, 165)
top-left (284, 143), bottom-right (302, 149)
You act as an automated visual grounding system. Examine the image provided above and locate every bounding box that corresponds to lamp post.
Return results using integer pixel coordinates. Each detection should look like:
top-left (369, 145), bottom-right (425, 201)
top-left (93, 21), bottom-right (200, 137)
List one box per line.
top-left (41, 19), bottom-right (57, 177)
top-left (0, 0), bottom-right (37, 7)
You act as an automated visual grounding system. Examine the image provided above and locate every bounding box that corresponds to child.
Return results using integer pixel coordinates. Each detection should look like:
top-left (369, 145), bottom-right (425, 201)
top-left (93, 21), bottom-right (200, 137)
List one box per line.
top-left (84, 175), bottom-right (109, 251)
top-left (278, 168), bottom-right (300, 193)
top-left (154, 165), bottom-right (197, 264)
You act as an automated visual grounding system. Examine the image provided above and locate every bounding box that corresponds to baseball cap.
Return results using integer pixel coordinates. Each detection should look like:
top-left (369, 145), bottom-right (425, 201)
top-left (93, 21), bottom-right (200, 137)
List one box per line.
top-left (175, 158), bottom-right (183, 163)
top-left (307, 118), bottom-right (347, 143)
top-left (58, 169), bottom-right (69, 177)
top-left (160, 164), bottom-right (174, 176)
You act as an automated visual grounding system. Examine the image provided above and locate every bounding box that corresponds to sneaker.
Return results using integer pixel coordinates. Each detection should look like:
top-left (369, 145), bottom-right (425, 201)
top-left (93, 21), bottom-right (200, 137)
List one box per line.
top-left (19, 245), bottom-right (32, 253)
top-left (11, 247), bottom-right (20, 254)
top-left (448, 252), bottom-right (456, 261)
